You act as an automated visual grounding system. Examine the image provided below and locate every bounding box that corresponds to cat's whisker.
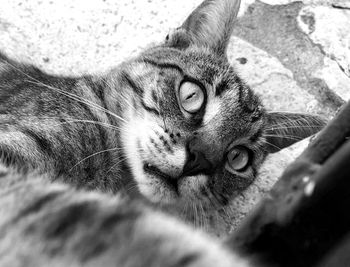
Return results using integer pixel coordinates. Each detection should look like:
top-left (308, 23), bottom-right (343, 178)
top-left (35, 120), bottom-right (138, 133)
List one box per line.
top-left (207, 189), bottom-right (220, 210)
top-left (198, 202), bottom-right (207, 231)
top-left (37, 115), bottom-right (124, 133)
top-left (265, 124), bottom-right (320, 131)
top-left (103, 76), bottom-right (140, 116)
top-left (195, 182), bottom-right (208, 231)
top-left (26, 79), bottom-right (128, 124)
top-left (112, 87), bottom-right (138, 114)
top-left (3, 60), bottom-right (125, 124)
top-left (106, 157), bottom-right (128, 174)
top-left (192, 202), bottom-right (199, 228)
top-left (266, 115), bottom-right (322, 129)
top-left (125, 183), bottom-right (142, 194)
top-left (104, 78), bottom-right (132, 108)
top-left (180, 199), bottom-right (189, 220)
top-left (266, 124), bottom-right (324, 131)
top-left (70, 147), bottom-right (123, 170)
top-left (50, 119), bottom-right (122, 132)
top-left (193, 179), bottom-right (203, 230)
top-left (221, 205), bottom-right (231, 222)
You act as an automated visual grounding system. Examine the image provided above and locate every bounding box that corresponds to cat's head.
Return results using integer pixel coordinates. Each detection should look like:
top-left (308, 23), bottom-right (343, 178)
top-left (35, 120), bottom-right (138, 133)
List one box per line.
top-left (112, 0), bottom-right (325, 206)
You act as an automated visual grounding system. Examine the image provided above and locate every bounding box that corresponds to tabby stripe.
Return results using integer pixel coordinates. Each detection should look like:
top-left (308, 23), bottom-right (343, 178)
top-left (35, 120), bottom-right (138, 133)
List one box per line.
top-left (0, 146), bottom-right (26, 168)
top-left (82, 79), bottom-right (112, 159)
top-left (76, 101), bottom-right (111, 172)
top-left (215, 73), bottom-right (243, 97)
top-left (79, 209), bottom-right (140, 262)
top-left (0, 52), bottom-right (9, 61)
top-left (173, 253), bottom-right (201, 267)
top-left (250, 128), bottom-right (263, 143)
top-left (83, 76), bottom-right (108, 109)
top-left (235, 77), bottom-right (245, 106)
top-left (215, 79), bottom-right (229, 96)
top-left (121, 71), bottom-right (144, 97)
top-left (81, 76), bottom-right (118, 135)
top-left (12, 191), bottom-right (62, 223)
top-left (44, 201), bottom-right (97, 239)
top-left (21, 128), bottom-right (53, 155)
top-left (141, 100), bottom-right (160, 116)
top-left (0, 171), bottom-right (7, 178)
top-left (143, 59), bottom-right (184, 74)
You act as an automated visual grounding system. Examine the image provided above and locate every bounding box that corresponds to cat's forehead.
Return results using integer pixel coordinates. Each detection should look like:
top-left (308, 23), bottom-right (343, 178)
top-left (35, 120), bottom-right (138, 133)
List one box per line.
top-left (121, 46), bottom-right (264, 137)
top-left (138, 46), bottom-right (231, 81)
top-left (122, 46), bottom-right (263, 122)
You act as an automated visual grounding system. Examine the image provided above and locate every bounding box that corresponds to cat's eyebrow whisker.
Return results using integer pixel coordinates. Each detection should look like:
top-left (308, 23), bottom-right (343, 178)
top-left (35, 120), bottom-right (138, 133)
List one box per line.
top-left (262, 134), bottom-right (303, 141)
top-left (70, 147), bottom-right (124, 170)
top-left (266, 116), bottom-right (321, 129)
top-left (261, 139), bottom-right (283, 151)
top-left (266, 125), bottom-right (323, 131)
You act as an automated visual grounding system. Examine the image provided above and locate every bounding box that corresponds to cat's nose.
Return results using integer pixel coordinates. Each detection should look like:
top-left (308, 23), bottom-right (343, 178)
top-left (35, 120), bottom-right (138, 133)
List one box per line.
top-left (182, 139), bottom-right (213, 177)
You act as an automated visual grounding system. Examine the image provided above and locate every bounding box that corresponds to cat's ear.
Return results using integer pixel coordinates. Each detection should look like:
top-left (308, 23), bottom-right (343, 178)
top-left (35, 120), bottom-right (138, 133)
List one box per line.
top-left (264, 112), bottom-right (327, 153)
top-left (165, 0), bottom-right (241, 55)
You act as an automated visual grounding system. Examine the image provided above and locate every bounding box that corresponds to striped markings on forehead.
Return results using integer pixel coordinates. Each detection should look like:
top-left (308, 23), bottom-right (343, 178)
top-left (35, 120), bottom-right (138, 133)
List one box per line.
top-left (125, 58), bottom-right (255, 129)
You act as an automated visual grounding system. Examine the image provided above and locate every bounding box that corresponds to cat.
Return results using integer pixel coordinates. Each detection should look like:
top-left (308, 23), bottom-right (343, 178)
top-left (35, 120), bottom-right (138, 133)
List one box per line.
top-left (0, 0), bottom-right (326, 266)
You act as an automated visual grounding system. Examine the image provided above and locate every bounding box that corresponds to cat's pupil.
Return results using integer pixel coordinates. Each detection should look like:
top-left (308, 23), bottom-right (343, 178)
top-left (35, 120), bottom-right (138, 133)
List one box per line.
top-left (186, 92), bottom-right (196, 100)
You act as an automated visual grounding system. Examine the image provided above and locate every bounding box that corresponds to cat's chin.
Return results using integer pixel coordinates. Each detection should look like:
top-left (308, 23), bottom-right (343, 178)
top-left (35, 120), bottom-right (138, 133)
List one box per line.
top-left (139, 163), bottom-right (209, 205)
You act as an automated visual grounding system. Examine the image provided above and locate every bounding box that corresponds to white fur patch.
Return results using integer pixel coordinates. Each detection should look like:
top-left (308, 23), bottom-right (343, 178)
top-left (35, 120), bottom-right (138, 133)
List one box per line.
top-left (120, 111), bottom-right (187, 203)
top-left (203, 98), bottom-right (221, 125)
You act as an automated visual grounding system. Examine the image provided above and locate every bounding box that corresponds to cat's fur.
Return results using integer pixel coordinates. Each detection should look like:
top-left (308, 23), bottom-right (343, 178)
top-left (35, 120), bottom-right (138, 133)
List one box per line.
top-left (0, 0), bottom-right (326, 266)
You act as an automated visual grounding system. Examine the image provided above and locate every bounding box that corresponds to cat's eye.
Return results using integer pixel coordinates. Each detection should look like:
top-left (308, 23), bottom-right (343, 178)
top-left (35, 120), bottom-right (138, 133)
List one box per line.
top-left (226, 146), bottom-right (250, 172)
top-left (179, 82), bottom-right (204, 113)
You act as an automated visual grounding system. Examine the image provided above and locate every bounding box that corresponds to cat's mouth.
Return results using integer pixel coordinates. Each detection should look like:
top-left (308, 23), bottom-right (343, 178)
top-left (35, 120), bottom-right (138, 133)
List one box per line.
top-left (143, 163), bottom-right (179, 194)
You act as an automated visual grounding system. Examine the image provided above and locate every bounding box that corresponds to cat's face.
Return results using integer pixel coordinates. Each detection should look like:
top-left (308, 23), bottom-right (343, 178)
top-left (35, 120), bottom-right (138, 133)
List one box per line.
top-left (120, 46), bottom-right (265, 206)
top-left (112, 0), bottom-right (324, 207)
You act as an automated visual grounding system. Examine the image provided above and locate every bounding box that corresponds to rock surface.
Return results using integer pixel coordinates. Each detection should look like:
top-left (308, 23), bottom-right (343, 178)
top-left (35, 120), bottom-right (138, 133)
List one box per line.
top-left (0, 0), bottom-right (349, 234)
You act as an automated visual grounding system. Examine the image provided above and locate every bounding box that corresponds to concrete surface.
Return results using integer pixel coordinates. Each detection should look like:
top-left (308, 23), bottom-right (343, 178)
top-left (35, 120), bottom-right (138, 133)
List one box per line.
top-left (0, 0), bottom-right (349, 233)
